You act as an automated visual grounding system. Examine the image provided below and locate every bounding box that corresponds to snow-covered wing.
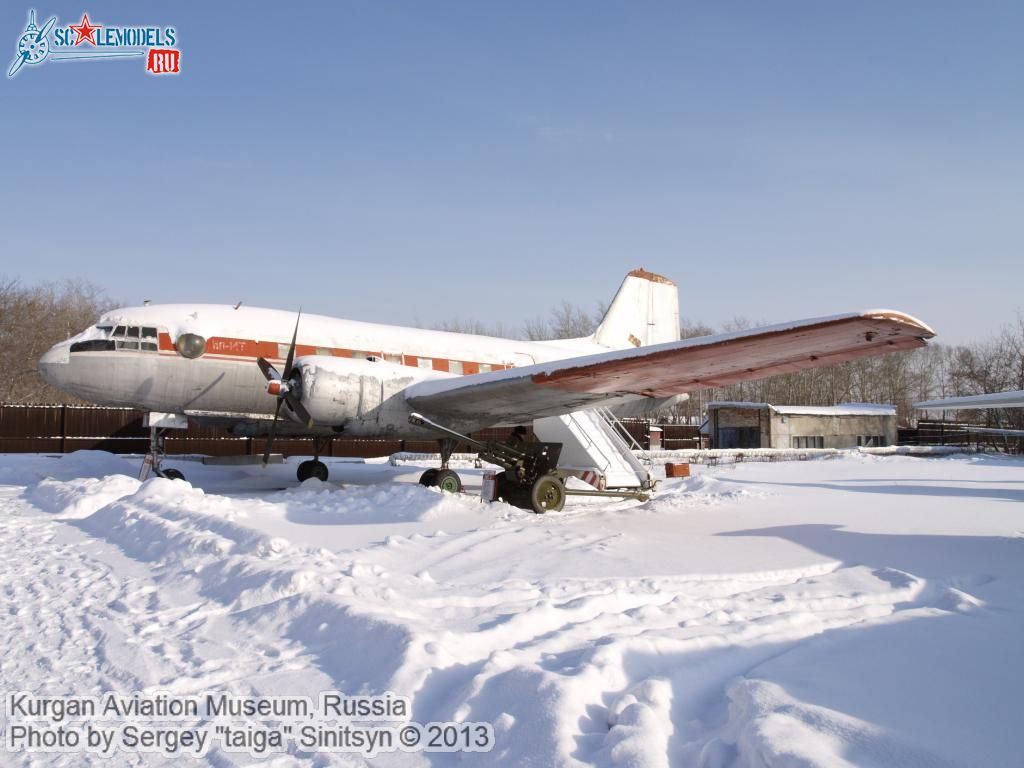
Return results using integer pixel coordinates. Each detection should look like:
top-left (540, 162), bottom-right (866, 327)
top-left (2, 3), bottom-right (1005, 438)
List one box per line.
top-left (914, 390), bottom-right (1024, 411)
top-left (406, 310), bottom-right (935, 427)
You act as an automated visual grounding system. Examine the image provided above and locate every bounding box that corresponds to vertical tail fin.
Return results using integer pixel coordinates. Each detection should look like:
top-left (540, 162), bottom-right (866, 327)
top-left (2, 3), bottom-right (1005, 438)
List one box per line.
top-left (593, 269), bottom-right (680, 349)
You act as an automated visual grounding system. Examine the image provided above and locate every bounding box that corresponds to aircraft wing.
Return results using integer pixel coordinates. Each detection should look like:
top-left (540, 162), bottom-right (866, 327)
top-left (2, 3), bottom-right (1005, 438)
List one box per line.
top-left (406, 309), bottom-right (935, 429)
top-left (914, 391), bottom-right (1024, 411)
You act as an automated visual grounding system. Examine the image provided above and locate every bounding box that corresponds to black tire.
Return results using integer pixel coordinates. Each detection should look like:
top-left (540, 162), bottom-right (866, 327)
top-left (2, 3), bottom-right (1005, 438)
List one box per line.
top-left (297, 459), bottom-right (329, 482)
top-left (419, 468), bottom-right (440, 486)
top-left (434, 469), bottom-right (462, 494)
top-left (160, 468), bottom-right (186, 482)
top-left (530, 475), bottom-right (565, 514)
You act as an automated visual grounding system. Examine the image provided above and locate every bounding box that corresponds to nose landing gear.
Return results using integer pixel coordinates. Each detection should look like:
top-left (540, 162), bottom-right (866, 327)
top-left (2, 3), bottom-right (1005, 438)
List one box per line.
top-left (139, 414), bottom-right (190, 482)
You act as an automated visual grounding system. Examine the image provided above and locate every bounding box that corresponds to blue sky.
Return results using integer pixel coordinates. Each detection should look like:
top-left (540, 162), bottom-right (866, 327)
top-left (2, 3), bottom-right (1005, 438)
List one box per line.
top-left (3, 2), bottom-right (1022, 344)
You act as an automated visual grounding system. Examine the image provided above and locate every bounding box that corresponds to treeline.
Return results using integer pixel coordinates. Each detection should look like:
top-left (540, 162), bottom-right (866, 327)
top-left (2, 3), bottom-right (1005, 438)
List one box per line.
top-left (0, 278), bottom-right (115, 404)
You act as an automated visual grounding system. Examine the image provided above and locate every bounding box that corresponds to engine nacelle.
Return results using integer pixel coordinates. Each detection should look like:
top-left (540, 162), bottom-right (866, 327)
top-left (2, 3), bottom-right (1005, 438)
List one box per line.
top-left (290, 356), bottom-right (436, 434)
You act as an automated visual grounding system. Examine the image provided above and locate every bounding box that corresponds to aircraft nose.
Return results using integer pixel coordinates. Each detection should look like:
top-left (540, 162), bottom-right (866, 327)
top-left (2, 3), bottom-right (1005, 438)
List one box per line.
top-left (38, 342), bottom-right (71, 388)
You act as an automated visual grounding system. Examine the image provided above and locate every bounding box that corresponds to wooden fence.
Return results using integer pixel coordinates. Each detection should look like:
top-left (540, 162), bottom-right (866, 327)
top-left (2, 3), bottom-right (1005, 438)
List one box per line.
top-left (0, 403), bottom-right (513, 457)
top-left (0, 404), bottom-right (706, 458)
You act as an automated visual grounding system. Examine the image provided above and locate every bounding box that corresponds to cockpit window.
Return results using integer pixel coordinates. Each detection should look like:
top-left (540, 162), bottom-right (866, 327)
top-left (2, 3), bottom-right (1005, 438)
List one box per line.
top-left (109, 325), bottom-right (160, 353)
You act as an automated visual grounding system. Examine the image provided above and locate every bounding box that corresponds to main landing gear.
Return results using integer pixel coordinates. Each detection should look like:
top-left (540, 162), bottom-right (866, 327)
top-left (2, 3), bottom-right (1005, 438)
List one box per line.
top-left (419, 438), bottom-right (463, 493)
top-left (296, 437), bottom-right (332, 482)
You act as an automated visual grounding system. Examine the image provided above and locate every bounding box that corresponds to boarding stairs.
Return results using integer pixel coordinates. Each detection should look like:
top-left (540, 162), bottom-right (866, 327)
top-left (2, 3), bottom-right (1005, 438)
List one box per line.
top-left (533, 408), bottom-right (654, 490)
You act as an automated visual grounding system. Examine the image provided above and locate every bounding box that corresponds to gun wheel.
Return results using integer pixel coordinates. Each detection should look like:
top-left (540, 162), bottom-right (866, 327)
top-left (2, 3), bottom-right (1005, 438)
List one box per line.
top-left (530, 476), bottom-right (565, 514)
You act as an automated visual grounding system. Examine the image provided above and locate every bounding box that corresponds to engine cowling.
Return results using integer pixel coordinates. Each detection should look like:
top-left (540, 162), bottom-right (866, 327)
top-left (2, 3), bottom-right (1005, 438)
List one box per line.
top-left (288, 356), bottom-right (433, 432)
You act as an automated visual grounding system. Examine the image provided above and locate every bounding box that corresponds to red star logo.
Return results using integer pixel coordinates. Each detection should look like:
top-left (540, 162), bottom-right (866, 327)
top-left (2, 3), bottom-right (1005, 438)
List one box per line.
top-left (68, 12), bottom-right (102, 46)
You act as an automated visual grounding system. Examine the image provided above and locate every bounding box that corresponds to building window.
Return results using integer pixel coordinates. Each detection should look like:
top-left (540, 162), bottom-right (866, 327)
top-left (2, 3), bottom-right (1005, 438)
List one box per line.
top-left (792, 436), bottom-right (824, 449)
top-left (478, 363), bottom-right (492, 373)
top-left (417, 357), bottom-right (433, 369)
top-left (857, 435), bottom-right (886, 447)
top-left (384, 353), bottom-right (402, 364)
top-left (448, 360), bottom-right (464, 375)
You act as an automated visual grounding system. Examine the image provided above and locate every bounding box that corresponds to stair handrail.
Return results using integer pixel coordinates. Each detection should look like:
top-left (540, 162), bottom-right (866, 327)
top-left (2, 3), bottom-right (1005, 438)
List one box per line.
top-left (595, 407), bottom-right (654, 467)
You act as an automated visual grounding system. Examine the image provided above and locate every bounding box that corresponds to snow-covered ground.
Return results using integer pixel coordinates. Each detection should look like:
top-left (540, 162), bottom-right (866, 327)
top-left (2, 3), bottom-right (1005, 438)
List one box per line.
top-left (2, 450), bottom-right (1023, 767)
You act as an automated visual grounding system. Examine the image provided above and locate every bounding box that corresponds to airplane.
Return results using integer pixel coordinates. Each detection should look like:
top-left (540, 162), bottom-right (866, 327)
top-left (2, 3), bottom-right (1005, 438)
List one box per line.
top-left (914, 391), bottom-right (1024, 410)
top-left (39, 269), bottom-right (936, 509)
top-left (914, 391), bottom-right (1024, 440)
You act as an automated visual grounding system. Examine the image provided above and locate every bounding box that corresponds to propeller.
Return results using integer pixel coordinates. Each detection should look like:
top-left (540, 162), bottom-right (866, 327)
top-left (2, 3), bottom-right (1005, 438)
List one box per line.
top-left (257, 311), bottom-right (315, 466)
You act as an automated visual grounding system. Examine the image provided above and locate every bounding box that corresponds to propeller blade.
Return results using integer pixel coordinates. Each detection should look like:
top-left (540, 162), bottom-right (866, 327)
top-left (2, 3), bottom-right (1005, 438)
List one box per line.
top-left (8, 52), bottom-right (28, 78)
top-left (284, 392), bottom-right (314, 429)
top-left (37, 15), bottom-right (57, 41)
top-left (256, 357), bottom-right (280, 382)
top-left (262, 399), bottom-right (284, 467)
top-left (283, 310), bottom-right (301, 380)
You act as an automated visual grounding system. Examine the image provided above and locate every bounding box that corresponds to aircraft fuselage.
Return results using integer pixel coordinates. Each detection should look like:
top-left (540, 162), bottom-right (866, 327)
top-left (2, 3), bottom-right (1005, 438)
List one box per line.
top-left (39, 304), bottom-right (612, 438)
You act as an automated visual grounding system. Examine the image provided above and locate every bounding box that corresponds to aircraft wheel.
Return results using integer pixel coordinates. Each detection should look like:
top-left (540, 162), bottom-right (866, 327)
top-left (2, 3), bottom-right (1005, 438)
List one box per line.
top-left (434, 469), bottom-right (463, 493)
top-left (297, 459), bottom-right (329, 482)
top-left (419, 468), bottom-right (440, 486)
top-left (160, 468), bottom-right (186, 482)
top-left (530, 475), bottom-right (565, 514)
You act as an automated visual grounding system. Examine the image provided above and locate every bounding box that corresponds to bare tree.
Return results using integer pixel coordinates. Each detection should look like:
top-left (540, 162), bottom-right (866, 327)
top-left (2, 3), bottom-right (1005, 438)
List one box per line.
top-left (0, 277), bottom-right (115, 403)
top-left (523, 301), bottom-right (606, 341)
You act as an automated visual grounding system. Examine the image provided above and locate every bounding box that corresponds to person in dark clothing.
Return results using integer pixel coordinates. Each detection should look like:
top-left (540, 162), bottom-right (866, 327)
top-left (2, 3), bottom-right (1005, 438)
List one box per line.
top-left (508, 425), bottom-right (529, 447)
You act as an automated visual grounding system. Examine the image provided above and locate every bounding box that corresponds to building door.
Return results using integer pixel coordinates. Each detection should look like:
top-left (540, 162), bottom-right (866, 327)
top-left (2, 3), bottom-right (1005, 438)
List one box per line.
top-left (718, 427), bottom-right (759, 449)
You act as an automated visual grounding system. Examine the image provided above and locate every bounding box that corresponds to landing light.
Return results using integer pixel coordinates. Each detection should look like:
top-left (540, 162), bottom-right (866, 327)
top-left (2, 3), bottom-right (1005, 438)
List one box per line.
top-left (175, 333), bottom-right (206, 359)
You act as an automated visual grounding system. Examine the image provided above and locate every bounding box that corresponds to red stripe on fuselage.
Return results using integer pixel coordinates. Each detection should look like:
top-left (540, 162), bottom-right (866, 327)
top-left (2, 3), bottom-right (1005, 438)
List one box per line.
top-left (139, 333), bottom-right (509, 372)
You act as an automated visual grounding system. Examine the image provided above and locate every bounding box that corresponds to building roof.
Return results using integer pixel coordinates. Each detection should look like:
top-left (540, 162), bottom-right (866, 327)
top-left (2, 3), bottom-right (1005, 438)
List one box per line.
top-left (707, 402), bottom-right (896, 417)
